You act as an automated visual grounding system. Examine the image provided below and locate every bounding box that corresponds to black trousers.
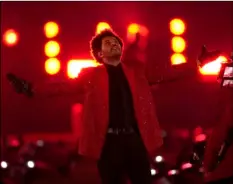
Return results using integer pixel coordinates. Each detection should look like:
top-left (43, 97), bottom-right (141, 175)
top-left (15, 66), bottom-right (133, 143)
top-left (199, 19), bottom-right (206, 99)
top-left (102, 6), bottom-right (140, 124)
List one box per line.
top-left (97, 133), bottom-right (152, 184)
top-left (207, 177), bottom-right (233, 184)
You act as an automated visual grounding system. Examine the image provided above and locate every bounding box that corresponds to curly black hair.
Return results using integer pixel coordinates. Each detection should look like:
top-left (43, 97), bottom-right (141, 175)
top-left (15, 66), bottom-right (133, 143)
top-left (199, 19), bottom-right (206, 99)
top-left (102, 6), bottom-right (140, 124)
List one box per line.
top-left (90, 29), bottom-right (123, 63)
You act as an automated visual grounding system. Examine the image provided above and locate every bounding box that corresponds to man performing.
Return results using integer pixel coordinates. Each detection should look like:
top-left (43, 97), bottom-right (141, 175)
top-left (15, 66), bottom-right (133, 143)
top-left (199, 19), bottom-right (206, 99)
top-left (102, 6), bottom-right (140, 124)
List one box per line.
top-left (7, 30), bottom-right (163, 184)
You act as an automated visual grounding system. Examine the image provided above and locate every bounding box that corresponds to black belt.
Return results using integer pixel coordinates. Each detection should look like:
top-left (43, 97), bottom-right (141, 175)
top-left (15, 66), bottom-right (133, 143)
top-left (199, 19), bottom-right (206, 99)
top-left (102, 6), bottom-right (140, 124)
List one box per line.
top-left (107, 127), bottom-right (135, 135)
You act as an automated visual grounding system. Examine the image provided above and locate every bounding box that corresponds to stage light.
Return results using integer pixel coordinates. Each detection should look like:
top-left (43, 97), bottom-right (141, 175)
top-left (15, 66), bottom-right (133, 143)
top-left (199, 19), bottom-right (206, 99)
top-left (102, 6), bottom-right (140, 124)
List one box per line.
top-left (45, 58), bottom-right (61, 75)
top-left (127, 23), bottom-right (139, 43)
top-left (44, 21), bottom-right (59, 38)
top-left (96, 22), bottom-right (112, 34)
top-left (170, 18), bottom-right (186, 35)
top-left (128, 23), bottom-right (140, 35)
top-left (171, 53), bottom-right (186, 65)
top-left (127, 23), bottom-right (149, 43)
top-left (44, 41), bottom-right (60, 58)
top-left (150, 168), bottom-right (157, 176)
top-left (171, 36), bottom-right (186, 53)
top-left (1, 161), bottom-right (8, 169)
top-left (168, 169), bottom-right (179, 176)
top-left (181, 162), bottom-right (192, 170)
top-left (27, 161), bottom-right (35, 168)
top-left (155, 155), bottom-right (164, 163)
top-left (67, 59), bottom-right (100, 79)
top-left (3, 29), bottom-right (19, 47)
top-left (199, 56), bottom-right (228, 75)
top-left (9, 138), bottom-right (20, 147)
top-left (197, 45), bottom-right (232, 85)
top-left (6, 136), bottom-right (22, 148)
top-left (194, 133), bottom-right (207, 143)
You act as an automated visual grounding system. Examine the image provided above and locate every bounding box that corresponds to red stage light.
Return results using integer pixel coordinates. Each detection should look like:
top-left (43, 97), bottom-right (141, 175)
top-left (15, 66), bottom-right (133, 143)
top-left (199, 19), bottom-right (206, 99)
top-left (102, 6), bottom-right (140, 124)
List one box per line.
top-left (67, 59), bottom-right (100, 79)
top-left (44, 21), bottom-right (59, 38)
top-left (171, 36), bottom-right (186, 53)
top-left (45, 58), bottom-right (61, 75)
top-left (3, 29), bottom-right (19, 47)
top-left (170, 18), bottom-right (186, 35)
top-left (127, 23), bottom-right (149, 43)
top-left (96, 22), bottom-right (112, 34)
top-left (44, 41), bottom-right (60, 58)
top-left (199, 56), bottom-right (228, 75)
top-left (171, 53), bottom-right (187, 65)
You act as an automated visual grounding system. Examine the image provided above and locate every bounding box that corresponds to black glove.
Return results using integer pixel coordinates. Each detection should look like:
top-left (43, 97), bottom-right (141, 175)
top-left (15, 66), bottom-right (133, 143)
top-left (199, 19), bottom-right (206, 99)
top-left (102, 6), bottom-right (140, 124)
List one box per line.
top-left (6, 73), bottom-right (34, 97)
top-left (197, 45), bottom-right (221, 67)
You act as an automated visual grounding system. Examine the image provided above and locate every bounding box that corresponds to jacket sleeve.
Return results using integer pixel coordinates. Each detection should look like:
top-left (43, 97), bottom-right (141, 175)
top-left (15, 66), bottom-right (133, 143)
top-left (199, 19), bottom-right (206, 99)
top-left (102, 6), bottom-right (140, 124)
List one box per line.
top-left (204, 89), bottom-right (233, 172)
top-left (33, 68), bottom-right (93, 98)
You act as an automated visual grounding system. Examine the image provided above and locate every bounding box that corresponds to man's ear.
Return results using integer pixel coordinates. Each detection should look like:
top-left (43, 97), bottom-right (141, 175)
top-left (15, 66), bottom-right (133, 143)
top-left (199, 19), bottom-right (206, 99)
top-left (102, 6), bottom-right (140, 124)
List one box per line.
top-left (98, 51), bottom-right (103, 58)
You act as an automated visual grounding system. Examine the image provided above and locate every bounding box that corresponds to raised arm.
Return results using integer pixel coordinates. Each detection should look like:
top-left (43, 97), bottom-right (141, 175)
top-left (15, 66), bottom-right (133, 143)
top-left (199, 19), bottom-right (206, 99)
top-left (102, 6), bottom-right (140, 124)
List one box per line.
top-left (7, 67), bottom-right (94, 98)
top-left (33, 78), bottom-right (85, 98)
top-left (122, 41), bottom-right (146, 75)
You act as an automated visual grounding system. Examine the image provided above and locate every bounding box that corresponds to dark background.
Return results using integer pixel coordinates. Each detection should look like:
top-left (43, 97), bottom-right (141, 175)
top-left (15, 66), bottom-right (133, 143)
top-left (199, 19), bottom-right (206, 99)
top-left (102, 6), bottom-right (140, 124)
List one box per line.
top-left (1, 1), bottom-right (233, 134)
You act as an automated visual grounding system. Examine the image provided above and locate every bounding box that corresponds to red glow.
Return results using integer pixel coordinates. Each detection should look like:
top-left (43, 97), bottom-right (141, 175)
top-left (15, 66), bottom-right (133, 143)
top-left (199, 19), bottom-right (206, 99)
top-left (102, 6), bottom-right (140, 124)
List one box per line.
top-left (3, 29), bottom-right (19, 46)
top-left (10, 139), bottom-right (20, 147)
top-left (199, 56), bottom-right (228, 75)
top-left (45, 58), bottom-right (61, 75)
top-left (193, 126), bottom-right (203, 137)
top-left (127, 23), bottom-right (149, 43)
top-left (96, 22), bottom-right (112, 35)
top-left (171, 36), bottom-right (186, 53)
top-left (171, 53), bottom-right (187, 65)
top-left (44, 21), bottom-right (59, 38)
top-left (170, 18), bottom-right (186, 35)
top-left (195, 133), bottom-right (206, 143)
top-left (67, 59), bottom-right (101, 79)
top-left (71, 103), bottom-right (83, 138)
top-left (128, 23), bottom-right (139, 33)
top-left (168, 169), bottom-right (179, 176)
top-left (44, 41), bottom-right (60, 58)
top-left (181, 163), bottom-right (192, 170)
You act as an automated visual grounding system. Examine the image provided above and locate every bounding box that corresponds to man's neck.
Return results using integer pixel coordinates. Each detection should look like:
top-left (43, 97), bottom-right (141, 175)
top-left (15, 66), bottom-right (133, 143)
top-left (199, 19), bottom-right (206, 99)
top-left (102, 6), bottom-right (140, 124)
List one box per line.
top-left (103, 59), bottom-right (121, 66)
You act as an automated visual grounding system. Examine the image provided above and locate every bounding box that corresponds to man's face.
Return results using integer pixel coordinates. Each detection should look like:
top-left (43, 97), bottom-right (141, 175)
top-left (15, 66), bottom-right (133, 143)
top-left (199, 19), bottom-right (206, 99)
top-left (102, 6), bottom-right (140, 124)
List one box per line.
top-left (99, 36), bottom-right (122, 60)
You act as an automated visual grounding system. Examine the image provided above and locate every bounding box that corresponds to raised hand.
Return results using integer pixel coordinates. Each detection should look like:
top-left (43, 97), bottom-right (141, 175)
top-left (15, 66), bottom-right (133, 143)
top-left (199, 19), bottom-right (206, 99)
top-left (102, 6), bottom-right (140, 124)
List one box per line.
top-left (197, 45), bottom-right (221, 67)
top-left (6, 73), bottom-right (34, 97)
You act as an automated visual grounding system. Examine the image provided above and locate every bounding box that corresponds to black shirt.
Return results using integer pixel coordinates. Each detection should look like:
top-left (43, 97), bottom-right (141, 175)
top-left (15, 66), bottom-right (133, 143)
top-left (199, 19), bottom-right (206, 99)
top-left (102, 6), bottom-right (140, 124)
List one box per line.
top-left (105, 63), bottom-right (138, 129)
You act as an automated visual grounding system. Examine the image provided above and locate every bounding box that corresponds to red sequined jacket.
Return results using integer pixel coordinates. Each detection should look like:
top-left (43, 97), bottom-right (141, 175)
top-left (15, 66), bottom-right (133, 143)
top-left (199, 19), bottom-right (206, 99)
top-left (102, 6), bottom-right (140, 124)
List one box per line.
top-left (36, 62), bottom-right (163, 160)
top-left (204, 89), bottom-right (233, 182)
